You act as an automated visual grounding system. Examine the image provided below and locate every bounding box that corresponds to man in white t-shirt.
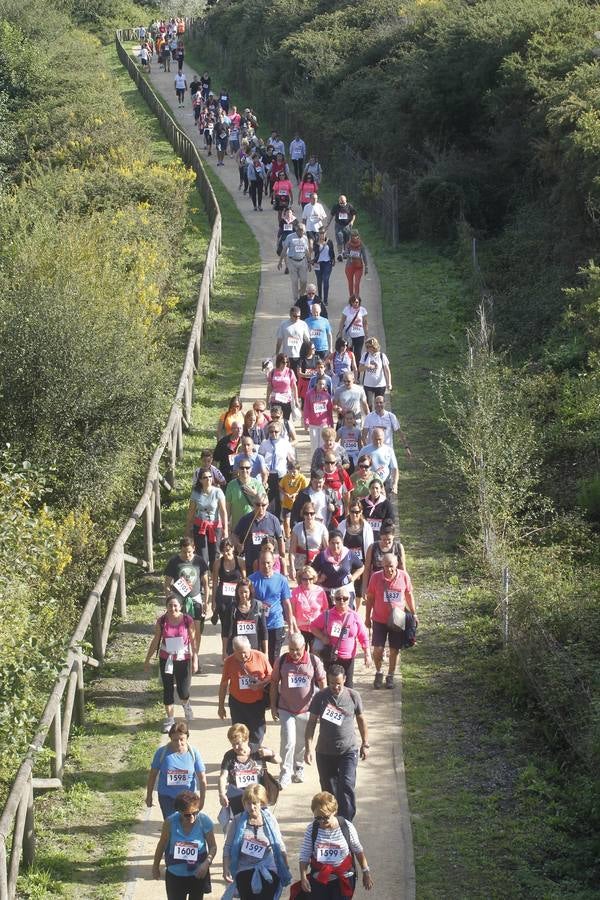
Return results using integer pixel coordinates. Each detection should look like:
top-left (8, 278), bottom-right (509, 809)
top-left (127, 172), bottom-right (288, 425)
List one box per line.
top-left (362, 395), bottom-right (411, 454)
top-left (302, 193), bottom-right (327, 242)
top-left (276, 306), bottom-right (310, 374)
top-left (174, 71), bottom-right (187, 107)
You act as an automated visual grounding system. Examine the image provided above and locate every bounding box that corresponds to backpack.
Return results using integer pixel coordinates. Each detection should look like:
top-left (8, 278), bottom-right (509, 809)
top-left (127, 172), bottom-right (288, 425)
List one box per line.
top-left (310, 816), bottom-right (356, 878)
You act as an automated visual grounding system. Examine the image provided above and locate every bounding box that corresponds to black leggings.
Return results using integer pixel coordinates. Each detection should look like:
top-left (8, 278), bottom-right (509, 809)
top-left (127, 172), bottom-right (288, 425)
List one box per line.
top-left (160, 657), bottom-right (191, 705)
top-left (166, 870), bottom-right (206, 899)
top-left (249, 179), bottom-right (264, 209)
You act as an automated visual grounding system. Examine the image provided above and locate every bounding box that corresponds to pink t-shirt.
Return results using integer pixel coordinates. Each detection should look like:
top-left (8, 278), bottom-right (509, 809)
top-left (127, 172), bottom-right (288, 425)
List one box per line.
top-left (269, 367), bottom-right (297, 404)
top-left (304, 389), bottom-right (333, 427)
top-left (290, 585), bottom-right (329, 630)
top-left (367, 569), bottom-right (413, 625)
top-left (158, 613), bottom-right (194, 660)
top-left (311, 608), bottom-right (369, 660)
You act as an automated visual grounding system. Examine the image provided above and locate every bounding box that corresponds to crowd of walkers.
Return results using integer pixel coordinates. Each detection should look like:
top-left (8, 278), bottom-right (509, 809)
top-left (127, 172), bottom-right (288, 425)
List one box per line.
top-left (139, 29), bottom-right (417, 899)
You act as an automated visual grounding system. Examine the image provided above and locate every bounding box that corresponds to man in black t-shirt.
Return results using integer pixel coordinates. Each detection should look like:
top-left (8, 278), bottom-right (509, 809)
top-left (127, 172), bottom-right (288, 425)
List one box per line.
top-left (164, 536), bottom-right (209, 653)
top-left (304, 665), bottom-right (370, 821)
top-left (326, 195), bottom-right (357, 261)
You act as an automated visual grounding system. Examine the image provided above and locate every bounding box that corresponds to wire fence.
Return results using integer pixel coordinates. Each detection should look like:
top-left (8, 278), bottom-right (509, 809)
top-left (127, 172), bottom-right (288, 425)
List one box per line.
top-left (467, 238), bottom-right (597, 770)
top-left (0, 27), bottom-right (221, 900)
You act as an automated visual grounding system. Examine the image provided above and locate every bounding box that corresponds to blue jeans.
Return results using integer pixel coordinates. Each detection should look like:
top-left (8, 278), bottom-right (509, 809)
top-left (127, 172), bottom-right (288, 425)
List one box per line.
top-left (315, 748), bottom-right (358, 820)
top-left (316, 260), bottom-right (333, 304)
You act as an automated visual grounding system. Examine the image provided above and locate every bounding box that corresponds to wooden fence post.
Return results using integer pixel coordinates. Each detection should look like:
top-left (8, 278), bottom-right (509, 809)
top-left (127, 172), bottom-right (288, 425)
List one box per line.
top-left (118, 555), bottom-right (127, 618)
top-left (74, 653), bottom-right (85, 726)
top-left (22, 775), bottom-right (35, 869)
top-left (50, 707), bottom-right (63, 782)
top-left (153, 477), bottom-right (162, 537)
top-left (144, 500), bottom-right (154, 572)
top-left (91, 596), bottom-right (104, 663)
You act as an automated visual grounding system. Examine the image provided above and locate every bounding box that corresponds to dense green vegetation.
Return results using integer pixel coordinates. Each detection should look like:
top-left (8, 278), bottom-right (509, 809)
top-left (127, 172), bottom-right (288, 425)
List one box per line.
top-left (0, 0), bottom-right (207, 795)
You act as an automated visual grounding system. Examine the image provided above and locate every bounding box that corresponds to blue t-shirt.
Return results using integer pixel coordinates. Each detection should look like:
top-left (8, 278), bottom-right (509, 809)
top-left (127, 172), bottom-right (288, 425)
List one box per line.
top-left (166, 810), bottom-right (214, 877)
top-left (151, 745), bottom-right (206, 798)
top-left (305, 316), bottom-right (331, 352)
top-left (249, 572), bottom-right (291, 629)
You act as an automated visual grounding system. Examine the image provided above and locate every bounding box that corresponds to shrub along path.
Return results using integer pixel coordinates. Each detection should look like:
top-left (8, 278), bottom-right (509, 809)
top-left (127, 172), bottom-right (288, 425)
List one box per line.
top-left (122, 53), bottom-right (415, 900)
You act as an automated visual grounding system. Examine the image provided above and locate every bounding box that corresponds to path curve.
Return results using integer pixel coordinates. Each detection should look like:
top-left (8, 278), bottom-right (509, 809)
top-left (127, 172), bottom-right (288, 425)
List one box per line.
top-left (122, 49), bottom-right (415, 900)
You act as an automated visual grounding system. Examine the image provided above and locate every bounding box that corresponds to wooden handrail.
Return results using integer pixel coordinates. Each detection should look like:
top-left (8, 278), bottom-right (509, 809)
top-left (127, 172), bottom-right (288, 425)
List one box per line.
top-left (0, 22), bottom-right (220, 898)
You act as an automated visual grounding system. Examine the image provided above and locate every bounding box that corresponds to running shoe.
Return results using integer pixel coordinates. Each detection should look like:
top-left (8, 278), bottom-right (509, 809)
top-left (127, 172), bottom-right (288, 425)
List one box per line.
top-left (183, 702), bottom-right (194, 721)
top-left (385, 674), bottom-right (395, 689)
top-left (292, 767), bottom-right (304, 784)
top-left (373, 672), bottom-right (384, 689)
top-left (162, 717), bottom-right (175, 733)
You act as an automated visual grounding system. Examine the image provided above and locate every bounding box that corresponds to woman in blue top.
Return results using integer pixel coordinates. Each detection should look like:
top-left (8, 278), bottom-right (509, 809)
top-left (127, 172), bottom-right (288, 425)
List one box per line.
top-left (223, 783), bottom-right (291, 900)
top-left (146, 722), bottom-right (207, 819)
top-left (153, 789), bottom-right (216, 899)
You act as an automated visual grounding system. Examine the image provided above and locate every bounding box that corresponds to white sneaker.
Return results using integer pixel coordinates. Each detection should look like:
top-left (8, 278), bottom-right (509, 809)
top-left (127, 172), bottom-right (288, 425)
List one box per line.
top-left (278, 773), bottom-right (292, 789)
top-left (292, 767), bottom-right (304, 784)
top-left (162, 717), bottom-right (175, 733)
top-left (183, 702), bottom-right (194, 721)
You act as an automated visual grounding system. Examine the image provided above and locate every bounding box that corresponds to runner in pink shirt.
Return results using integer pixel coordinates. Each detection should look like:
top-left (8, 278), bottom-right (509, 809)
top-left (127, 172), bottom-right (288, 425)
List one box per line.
top-left (303, 376), bottom-right (333, 453)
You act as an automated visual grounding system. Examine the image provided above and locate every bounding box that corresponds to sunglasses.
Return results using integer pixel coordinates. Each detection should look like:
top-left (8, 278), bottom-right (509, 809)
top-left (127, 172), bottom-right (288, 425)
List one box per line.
top-left (301, 576), bottom-right (314, 581)
top-left (182, 811), bottom-right (200, 819)
top-left (358, 463), bottom-right (369, 469)
top-left (304, 511), bottom-right (315, 516)
top-left (334, 596), bottom-right (350, 603)
top-left (239, 467), bottom-right (251, 471)
top-left (350, 509), bottom-right (361, 513)
top-left (324, 460), bottom-right (336, 465)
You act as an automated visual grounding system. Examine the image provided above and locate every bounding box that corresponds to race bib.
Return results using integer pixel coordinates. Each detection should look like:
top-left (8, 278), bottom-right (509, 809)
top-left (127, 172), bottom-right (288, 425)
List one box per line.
top-left (221, 581), bottom-right (237, 597)
top-left (278, 189), bottom-right (288, 196)
top-left (329, 621), bottom-right (343, 638)
top-left (173, 577), bottom-right (192, 597)
top-left (239, 675), bottom-right (257, 690)
top-left (237, 620), bottom-right (257, 635)
top-left (367, 518), bottom-right (382, 531)
top-left (338, 212), bottom-right (348, 221)
top-left (309, 329), bottom-right (321, 339)
top-left (292, 239), bottom-right (305, 255)
top-left (241, 836), bottom-right (267, 859)
top-left (384, 590), bottom-right (403, 605)
top-left (288, 336), bottom-right (301, 349)
top-left (173, 841), bottom-right (198, 863)
top-left (228, 454), bottom-right (236, 466)
top-left (234, 767), bottom-right (259, 788)
top-left (288, 672), bottom-right (309, 689)
top-left (352, 548), bottom-right (363, 561)
top-left (321, 703), bottom-right (345, 726)
top-left (315, 842), bottom-right (345, 864)
top-left (343, 440), bottom-right (358, 452)
top-left (350, 250), bottom-right (361, 258)
top-left (313, 402), bottom-right (328, 414)
top-left (252, 531), bottom-right (266, 545)
top-left (283, 223), bottom-right (293, 231)
top-left (164, 636), bottom-right (185, 657)
top-left (350, 323), bottom-right (363, 335)
top-left (166, 769), bottom-right (189, 787)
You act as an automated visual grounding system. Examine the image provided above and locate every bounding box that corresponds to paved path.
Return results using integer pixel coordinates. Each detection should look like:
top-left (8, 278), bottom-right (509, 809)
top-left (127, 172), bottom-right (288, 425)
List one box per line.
top-left (123, 51), bottom-right (415, 900)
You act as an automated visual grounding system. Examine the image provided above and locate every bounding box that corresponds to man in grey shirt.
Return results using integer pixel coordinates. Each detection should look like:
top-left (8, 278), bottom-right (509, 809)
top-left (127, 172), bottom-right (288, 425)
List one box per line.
top-left (333, 371), bottom-right (369, 427)
top-left (278, 224), bottom-right (312, 301)
top-left (304, 664), bottom-right (369, 821)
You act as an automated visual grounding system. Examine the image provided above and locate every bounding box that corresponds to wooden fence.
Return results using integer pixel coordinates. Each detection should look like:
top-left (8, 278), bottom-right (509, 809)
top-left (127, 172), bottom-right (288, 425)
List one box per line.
top-left (0, 30), bottom-right (220, 900)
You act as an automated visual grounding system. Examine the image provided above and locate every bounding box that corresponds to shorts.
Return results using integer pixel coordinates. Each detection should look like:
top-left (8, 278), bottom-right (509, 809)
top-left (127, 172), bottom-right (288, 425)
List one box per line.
top-left (281, 509), bottom-right (291, 520)
top-left (372, 619), bottom-right (404, 651)
top-left (192, 599), bottom-right (205, 621)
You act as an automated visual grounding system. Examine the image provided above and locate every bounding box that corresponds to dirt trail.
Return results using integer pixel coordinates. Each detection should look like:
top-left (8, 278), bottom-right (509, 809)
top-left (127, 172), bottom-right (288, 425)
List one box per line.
top-left (122, 52), bottom-right (415, 900)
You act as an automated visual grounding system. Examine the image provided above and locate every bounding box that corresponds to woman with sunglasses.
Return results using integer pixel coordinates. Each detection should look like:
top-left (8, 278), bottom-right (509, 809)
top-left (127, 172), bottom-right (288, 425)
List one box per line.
top-left (310, 589), bottom-right (371, 687)
top-left (312, 531), bottom-right (364, 612)
top-left (298, 791), bottom-right (373, 898)
top-left (289, 565), bottom-right (328, 648)
top-left (303, 375), bottom-right (334, 454)
top-left (338, 294), bottom-right (369, 361)
top-left (152, 789), bottom-right (216, 898)
top-left (227, 579), bottom-right (268, 656)
top-left (212, 538), bottom-right (246, 660)
top-left (337, 505), bottom-right (374, 610)
top-left (186, 468), bottom-right (228, 567)
top-left (289, 504), bottom-right (329, 582)
top-left (349, 454), bottom-right (374, 501)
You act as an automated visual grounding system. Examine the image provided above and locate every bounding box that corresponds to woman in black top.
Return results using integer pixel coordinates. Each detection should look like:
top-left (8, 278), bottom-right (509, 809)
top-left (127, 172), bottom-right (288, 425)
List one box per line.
top-left (313, 229), bottom-right (336, 305)
top-left (227, 579), bottom-right (268, 656)
top-left (212, 538), bottom-right (245, 660)
top-left (360, 478), bottom-right (394, 537)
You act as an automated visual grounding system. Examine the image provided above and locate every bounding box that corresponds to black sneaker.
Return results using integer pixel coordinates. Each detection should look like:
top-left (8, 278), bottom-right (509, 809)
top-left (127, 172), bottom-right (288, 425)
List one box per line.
top-left (374, 672), bottom-right (384, 689)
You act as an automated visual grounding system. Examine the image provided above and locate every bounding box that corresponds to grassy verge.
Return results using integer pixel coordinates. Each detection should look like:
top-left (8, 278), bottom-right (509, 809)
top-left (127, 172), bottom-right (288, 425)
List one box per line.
top-left (16, 44), bottom-right (260, 900)
top-left (187, 38), bottom-right (597, 897)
